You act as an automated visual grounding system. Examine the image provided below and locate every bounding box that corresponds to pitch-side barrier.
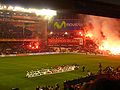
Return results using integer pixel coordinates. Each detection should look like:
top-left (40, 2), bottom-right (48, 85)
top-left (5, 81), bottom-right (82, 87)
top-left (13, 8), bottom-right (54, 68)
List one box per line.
top-left (0, 52), bottom-right (105, 57)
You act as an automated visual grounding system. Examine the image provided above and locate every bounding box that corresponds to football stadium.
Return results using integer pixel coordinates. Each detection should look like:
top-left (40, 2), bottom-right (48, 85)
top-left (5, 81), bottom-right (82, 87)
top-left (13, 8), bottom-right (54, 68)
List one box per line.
top-left (0, 3), bottom-right (120, 90)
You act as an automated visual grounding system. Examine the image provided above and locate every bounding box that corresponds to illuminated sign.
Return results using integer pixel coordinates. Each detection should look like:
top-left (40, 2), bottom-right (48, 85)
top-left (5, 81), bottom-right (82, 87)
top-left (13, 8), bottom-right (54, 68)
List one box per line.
top-left (54, 21), bottom-right (67, 29)
top-left (48, 38), bottom-right (83, 45)
top-left (48, 19), bottom-right (83, 30)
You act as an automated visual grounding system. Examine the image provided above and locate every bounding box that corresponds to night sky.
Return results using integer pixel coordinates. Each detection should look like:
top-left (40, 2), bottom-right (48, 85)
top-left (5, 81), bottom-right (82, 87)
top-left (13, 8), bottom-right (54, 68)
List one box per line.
top-left (1, 0), bottom-right (68, 8)
top-left (1, 0), bottom-right (120, 8)
top-left (95, 0), bottom-right (120, 5)
top-left (0, 0), bottom-right (120, 18)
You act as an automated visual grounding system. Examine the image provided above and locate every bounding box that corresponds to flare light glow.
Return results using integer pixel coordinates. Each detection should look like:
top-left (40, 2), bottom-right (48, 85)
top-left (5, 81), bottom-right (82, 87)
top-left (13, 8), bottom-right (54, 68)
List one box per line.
top-left (0, 4), bottom-right (57, 19)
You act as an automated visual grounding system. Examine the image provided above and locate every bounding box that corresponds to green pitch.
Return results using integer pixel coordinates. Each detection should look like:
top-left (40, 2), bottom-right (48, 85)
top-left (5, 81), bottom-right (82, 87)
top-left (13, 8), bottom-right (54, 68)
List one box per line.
top-left (0, 54), bottom-right (120, 90)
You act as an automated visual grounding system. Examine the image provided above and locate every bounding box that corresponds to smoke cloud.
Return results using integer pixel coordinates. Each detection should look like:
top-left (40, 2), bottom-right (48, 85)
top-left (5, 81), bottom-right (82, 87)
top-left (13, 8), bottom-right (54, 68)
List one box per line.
top-left (84, 15), bottom-right (120, 54)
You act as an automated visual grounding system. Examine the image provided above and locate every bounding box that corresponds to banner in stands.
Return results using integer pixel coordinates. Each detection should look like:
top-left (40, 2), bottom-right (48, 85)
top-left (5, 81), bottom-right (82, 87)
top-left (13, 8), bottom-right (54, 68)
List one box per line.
top-left (48, 38), bottom-right (83, 46)
top-left (48, 19), bottom-right (83, 31)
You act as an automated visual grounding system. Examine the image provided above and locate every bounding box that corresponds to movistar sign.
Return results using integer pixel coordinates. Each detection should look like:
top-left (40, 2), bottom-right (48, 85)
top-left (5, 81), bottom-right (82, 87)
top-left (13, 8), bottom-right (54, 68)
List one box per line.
top-left (48, 19), bottom-right (83, 30)
top-left (54, 21), bottom-right (67, 29)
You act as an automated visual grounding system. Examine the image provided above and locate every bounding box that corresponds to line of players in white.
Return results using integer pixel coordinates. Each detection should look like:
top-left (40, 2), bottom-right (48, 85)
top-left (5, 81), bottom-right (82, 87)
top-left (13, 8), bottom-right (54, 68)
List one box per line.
top-left (26, 65), bottom-right (79, 78)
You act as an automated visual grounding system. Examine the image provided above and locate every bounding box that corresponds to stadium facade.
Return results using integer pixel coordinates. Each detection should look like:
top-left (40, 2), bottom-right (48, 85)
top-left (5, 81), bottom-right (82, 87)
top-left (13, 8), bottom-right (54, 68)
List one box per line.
top-left (0, 6), bottom-right (48, 54)
top-left (0, 5), bottom-right (97, 54)
top-left (46, 14), bottom-right (86, 52)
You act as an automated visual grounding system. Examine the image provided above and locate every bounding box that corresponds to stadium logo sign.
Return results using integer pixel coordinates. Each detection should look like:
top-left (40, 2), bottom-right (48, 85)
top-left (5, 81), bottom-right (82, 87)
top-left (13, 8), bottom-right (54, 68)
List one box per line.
top-left (67, 23), bottom-right (81, 26)
top-left (54, 21), bottom-right (67, 29)
top-left (53, 20), bottom-right (82, 30)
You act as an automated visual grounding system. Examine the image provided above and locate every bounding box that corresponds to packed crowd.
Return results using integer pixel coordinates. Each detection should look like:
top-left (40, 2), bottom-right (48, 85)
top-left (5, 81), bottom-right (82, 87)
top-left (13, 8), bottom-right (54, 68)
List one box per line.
top-left (35, 83), bottom-right (60, 90)
top-left (0, 42), bottom-right (30, 54)
top-left (63, 65), bottom-right (120, 90)
top-left (26, 64), bottom-right (80, 78)
top-left (64, 75), bottom-right (96, 90)
top-left (0, 22), bottom-right (33, 39)
top-left (0, 41), bottom-right (43, 55)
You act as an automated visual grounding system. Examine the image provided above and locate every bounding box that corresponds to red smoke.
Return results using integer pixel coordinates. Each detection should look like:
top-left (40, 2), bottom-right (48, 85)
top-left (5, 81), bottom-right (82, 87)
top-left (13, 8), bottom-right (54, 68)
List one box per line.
top-left (84, 15), bottom-right (120, 55)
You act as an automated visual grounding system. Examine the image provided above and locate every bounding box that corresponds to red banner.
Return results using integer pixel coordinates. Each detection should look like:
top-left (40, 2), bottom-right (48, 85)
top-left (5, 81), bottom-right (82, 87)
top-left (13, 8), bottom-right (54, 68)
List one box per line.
top-left (48, 38), bottom-right (83, 45)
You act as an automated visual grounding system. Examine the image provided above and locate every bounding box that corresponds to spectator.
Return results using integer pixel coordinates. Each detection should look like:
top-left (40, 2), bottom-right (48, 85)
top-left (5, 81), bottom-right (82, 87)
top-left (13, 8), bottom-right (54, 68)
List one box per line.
top-left (98, 62), bottom-right (102, 74)
top-left (36, 86), bottom-right (39, 90)
top-left (82, 65), bottom-right (86, 72)
top-left (55, 83), bottom-right (60, 90)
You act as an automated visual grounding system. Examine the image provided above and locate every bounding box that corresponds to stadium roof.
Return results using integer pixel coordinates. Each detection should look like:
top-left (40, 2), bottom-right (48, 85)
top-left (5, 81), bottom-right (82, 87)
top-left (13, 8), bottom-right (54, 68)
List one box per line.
top-left (1, 0), bottom-right (120, 18)
top-left (0, 4), bottom-right (57, 20)
top-left (2, 0), bottom-right (120, 7)
top-left (94, 0), bottom-right (120, 6)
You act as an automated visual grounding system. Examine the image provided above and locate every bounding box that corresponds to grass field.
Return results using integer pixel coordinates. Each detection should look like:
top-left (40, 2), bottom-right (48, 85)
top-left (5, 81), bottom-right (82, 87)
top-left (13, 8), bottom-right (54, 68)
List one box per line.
top-left (0, 54), bottom-right (120, 90)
